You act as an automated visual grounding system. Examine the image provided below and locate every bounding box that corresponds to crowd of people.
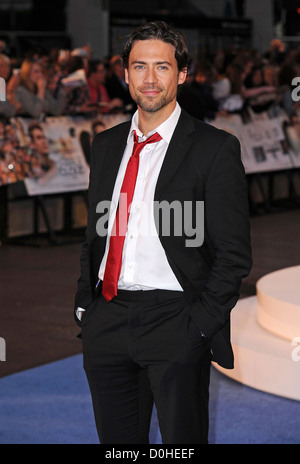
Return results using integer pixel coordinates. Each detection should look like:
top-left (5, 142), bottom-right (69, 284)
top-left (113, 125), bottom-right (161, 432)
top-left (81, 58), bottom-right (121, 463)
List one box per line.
top-left (1, 37), bottom-right (300, 186)
top-left (0, 42), bottom-right (136, 120)
top-left (177, 38), bottom-right (300, 122)
top-left (1, 38), bottom-right (300, 122)
top-left (0, 42), bottom-right (137, 185)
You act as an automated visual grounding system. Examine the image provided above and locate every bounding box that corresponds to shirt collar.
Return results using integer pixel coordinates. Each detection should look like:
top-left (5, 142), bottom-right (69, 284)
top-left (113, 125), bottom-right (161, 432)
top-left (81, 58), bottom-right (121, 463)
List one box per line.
top-left (127, 102), bottom-right (181, 144)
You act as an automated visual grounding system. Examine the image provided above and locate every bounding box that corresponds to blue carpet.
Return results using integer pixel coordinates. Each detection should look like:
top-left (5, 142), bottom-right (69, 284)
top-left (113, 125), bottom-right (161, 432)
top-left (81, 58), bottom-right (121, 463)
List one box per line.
top-left (0, 354), bottom-right (299, 444)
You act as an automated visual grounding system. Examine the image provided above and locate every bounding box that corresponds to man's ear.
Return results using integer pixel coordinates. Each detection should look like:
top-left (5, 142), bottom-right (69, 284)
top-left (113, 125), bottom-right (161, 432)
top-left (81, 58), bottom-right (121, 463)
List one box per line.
top-left (178, 67), bottom-right (187, 85)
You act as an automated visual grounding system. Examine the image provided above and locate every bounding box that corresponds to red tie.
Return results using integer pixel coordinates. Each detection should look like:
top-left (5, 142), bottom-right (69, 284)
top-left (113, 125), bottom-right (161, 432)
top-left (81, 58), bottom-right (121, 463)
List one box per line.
top-left (102, 130), bottom-right (162, 301)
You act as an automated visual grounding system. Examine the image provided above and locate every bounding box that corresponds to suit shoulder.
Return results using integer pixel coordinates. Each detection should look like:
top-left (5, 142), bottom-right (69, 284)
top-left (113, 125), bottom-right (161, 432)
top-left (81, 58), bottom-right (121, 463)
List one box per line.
top-left (192, 115), bottom-right (237, 145)
top-left (179, 109), bottom-right (237, 146)
top-left (92, 119), bottom-right (131, 146)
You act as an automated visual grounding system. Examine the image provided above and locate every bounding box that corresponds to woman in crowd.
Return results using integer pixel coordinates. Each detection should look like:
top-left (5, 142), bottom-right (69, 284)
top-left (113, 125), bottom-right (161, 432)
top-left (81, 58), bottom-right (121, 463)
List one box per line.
top-left (241, 65), bottom-right (277, 112)
top-left (15, 58), bottom-right (65, 118)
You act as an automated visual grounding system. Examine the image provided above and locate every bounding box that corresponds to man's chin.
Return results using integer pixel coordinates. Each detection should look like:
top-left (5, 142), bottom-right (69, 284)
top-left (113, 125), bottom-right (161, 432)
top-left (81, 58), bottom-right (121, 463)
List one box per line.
top-left (135, 96), bottom-right (168, 113)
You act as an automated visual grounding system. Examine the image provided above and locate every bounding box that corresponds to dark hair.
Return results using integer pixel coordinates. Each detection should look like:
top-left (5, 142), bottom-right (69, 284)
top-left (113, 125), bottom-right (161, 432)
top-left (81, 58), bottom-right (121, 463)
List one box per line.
top-left (92, 119), bottom-right (105, 131)
top-left (66, 56), bottom-right (84, 74)
top-left (87, 59), bottom-right (106, 77)
top-left (28, 122), bottom-right (43, 140)
top-left (122, 20), bottom-right (190, 72)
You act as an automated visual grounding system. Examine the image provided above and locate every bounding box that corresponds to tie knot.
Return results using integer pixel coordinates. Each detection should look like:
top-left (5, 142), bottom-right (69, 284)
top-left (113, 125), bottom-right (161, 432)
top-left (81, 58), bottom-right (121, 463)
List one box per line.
top-left (133, 130), bottom-right (162, 147)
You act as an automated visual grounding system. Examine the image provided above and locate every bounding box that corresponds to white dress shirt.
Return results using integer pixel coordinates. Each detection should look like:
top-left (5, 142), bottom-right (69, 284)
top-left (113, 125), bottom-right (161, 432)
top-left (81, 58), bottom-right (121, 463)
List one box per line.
top-left (98, 102), bottom-right (183, 292)
top-left (76, 103), bottom-right (183, 319)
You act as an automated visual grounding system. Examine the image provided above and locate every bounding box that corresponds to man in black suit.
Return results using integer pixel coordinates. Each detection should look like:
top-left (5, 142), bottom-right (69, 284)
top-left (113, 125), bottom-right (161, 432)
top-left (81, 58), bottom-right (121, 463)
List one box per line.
top-left (75, 21), bottom-right (252, 444)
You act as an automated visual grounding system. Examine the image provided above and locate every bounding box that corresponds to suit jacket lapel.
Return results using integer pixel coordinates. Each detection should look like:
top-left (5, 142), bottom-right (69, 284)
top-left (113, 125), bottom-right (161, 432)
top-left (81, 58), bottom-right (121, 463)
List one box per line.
top-left (155, 110), bottom-right (195, 201)
top-left (89, 122), bottom-right (130, 280)
top-left (95, 111), bottom-right (196, 204)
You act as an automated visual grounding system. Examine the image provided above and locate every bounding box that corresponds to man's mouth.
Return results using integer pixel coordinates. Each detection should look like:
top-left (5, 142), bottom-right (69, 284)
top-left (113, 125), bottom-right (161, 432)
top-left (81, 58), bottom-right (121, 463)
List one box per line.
top-left (139, 88), bottom-right (162, 97)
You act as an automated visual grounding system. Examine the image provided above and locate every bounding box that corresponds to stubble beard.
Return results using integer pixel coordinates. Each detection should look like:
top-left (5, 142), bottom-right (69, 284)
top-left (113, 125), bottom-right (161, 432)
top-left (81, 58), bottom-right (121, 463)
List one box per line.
top-left (133, 87), bottom-right (175, 113)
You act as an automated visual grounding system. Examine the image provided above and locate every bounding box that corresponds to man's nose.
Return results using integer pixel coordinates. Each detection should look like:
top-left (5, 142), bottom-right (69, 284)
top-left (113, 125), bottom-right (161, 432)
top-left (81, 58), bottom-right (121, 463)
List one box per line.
top-left (144, 67), bottom-right (158, 84)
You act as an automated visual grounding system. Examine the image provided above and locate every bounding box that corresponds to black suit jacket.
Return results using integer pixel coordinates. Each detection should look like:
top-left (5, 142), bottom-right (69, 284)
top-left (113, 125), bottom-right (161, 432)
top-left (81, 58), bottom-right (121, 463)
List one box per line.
top-left (75, 109), bottom-right (252, 369)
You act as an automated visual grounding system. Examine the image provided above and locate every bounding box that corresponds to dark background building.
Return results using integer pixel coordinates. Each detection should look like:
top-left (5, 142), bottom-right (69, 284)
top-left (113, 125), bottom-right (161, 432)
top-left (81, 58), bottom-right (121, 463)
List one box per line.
top-left (0, 0), bottom-right (298, 59)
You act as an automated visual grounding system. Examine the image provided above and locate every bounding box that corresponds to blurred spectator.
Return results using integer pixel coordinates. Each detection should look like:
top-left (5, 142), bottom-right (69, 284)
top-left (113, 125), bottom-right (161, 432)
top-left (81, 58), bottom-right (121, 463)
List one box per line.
top-left (71, 47), bottom-right (90, 74)
top-left (216, 62), bottom-right (245, 113)
top-left (87, 60), bottom-right (123, 113)
top-left (263, 64), bottom-right (279, 87)
top-left (242, 65), bottom-right (277, 112)
top-left (62, 55), bottom-right (97, 115)
top-left (106, 55), bottom-right (136, 112)
top-left (191, 60), bottom-right (219, 120)
top-left (212, 69), bottom-right (231, 106)
top-left (244, 65), bottom-right (268, 89)
top-left (0, 54), bottom-right (22, 117)
top-left (177, 69), bottom-right (207, 121)
top-left (25, 47), bottom-right (52, 80)
top-left (47, 48), bottom-right (70, 99)
top-left (233, 52), bottom-right (254, 82)
top-left (264, 39), bottom-right (286, 66)
top-left (15, 59), bottom-right (65, 118)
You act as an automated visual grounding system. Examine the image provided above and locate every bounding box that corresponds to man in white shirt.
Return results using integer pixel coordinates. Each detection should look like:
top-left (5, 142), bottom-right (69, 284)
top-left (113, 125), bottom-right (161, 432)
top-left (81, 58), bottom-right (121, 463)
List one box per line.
top-left (75, 21), bottom-right (252, 444)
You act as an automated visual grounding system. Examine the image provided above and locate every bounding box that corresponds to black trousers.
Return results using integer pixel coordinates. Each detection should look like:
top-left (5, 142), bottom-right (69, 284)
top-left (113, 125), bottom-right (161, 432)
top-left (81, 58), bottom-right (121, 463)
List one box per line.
top-left (81, 289), bottom-right (212, 444)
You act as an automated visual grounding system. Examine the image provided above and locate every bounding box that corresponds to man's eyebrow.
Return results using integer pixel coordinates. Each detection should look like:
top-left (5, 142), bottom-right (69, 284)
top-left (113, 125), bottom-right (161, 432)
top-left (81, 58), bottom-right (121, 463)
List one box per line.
top-left (130, 60), bottom-right (173, 66)
top-left (131, 60), bottom-right (146, 65)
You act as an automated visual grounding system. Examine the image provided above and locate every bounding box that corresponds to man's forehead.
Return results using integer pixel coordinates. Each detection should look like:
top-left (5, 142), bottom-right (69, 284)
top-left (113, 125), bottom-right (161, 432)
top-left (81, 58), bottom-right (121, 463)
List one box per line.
top-left (129, 39), bottom-right (176, 59)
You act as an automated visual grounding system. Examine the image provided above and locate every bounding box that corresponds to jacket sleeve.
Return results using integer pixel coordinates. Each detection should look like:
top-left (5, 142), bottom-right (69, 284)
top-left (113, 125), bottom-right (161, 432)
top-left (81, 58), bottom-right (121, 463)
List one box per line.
top-left (74, 136), bottom-right (99, 321)
top-left (190, 134), bottom-right (252, 339)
